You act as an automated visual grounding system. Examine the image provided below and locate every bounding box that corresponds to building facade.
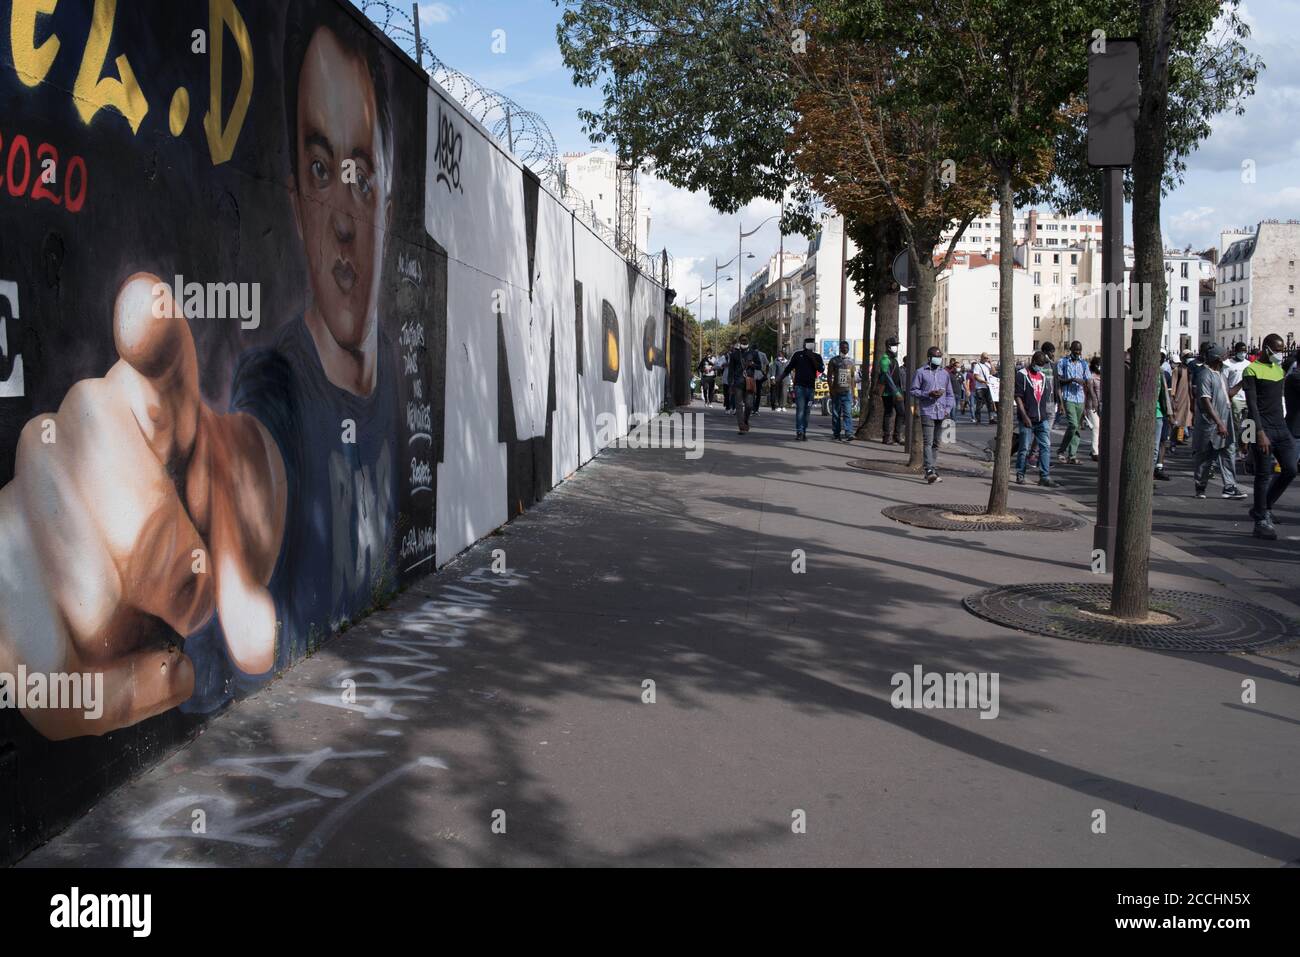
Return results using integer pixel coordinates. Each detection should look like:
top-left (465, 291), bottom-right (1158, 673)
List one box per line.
top-left (560, 149), bottom-right (653, 252)
top-left (933, 253), bottom-right (1035, 361)
top-left (1214, 221), bottom-right (1300, 351)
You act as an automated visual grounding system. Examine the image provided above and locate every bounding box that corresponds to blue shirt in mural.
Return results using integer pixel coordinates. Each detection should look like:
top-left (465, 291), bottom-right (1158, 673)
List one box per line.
top-left (183, 314), bottom-right (400, 712)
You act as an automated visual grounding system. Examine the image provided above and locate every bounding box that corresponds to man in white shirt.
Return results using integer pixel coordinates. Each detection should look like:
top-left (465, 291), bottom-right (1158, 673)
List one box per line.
top-left (969, 353), bottom-right (993, 424)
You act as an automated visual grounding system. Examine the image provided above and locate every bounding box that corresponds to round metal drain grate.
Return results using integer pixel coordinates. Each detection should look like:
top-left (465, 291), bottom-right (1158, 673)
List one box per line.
top-left (882, 503), bottom-right (1082, 531)
top-left (847, 459), bottom-right (985, 478)
top-left (963, 582), bottom-right (1298, 652)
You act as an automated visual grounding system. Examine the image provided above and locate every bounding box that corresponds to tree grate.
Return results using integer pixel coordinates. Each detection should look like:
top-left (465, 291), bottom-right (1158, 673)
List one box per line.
top-left (882, 503), bottom-right (1082, 532)
top-left (962, 583), bottom-right (1299, 652)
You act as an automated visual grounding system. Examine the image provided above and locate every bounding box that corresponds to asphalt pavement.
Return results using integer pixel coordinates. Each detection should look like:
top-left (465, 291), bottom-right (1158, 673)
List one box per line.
top-left (20, 401), bottom-right (1300, 867)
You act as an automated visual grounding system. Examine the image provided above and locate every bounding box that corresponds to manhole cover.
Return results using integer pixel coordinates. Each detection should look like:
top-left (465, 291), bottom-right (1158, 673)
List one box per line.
top-left (847, 459), bottom-right (985, 478)
top-left (883, 503), bottom-right (1082, 531)
top-left (963, 582), bottom-right (1298, 652)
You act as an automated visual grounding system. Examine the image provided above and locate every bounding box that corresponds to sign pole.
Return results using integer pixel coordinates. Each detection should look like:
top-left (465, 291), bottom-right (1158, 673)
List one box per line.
top-left (1087, 37), bottom-right (1138, 572)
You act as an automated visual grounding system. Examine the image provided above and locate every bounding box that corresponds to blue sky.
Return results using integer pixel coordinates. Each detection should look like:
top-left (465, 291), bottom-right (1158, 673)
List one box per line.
top-left (364, 1), bottom-right (1300, 321)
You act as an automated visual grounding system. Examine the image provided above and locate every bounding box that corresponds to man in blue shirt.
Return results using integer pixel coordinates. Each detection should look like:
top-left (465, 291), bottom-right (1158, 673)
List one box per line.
top-left (1055, 340), bottom-right (1089, 464)
top-left (908, 345), bottom-right (956, 483)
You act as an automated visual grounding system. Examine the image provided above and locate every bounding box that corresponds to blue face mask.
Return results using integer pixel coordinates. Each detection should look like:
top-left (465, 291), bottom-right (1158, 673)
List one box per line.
top-left (930, 356), bottom-right (943, 367)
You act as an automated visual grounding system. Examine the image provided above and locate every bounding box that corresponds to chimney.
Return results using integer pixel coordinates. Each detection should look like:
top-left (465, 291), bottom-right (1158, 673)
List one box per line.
top-left (1027, 209), bottom-right (1039, 243)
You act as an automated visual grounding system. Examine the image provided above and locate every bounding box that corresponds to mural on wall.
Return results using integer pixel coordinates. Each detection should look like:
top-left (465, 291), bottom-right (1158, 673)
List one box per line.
top-left (0, 0), bottom-right (439, 744)
top-left (0, 0), bottom-right (662, 863)
top-left (601, 300), bottom-right (620, 382)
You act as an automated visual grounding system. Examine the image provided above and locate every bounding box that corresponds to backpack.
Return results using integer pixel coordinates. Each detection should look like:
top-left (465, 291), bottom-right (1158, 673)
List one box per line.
top-left (830, 356), bottom-right (855, 391)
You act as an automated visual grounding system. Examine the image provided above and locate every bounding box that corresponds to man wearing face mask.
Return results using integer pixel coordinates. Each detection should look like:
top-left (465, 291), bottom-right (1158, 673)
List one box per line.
top-left (876, 336), bottom-right (906, 444)
top-left (1015, 351), bottom-right (1058, 487)
top-left (909, 345), bottom-right (956, 483)
top-left (827, 340), bottom-right (857, 441)
top-left (778, 336), bottom-right (825, 441)
top-left (1242, 333), bottom-right (1297, 539)
top-left (1223, 340), bottom-right (1251, 469)
top-left (727, 335), bottom-right (763, 434)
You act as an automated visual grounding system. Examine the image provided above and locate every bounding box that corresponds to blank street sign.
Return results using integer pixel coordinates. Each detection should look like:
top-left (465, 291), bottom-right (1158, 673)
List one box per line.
top-left (1087, 38), bottom-right (1139, 168)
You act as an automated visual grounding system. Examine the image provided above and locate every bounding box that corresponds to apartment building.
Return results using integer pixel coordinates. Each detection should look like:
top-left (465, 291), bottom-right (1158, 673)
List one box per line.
top-left (560, 149), bottom-right (652, 251)
top-left (932, 252), bottom-right (1034, 362)
top-left (941, 208), bottom-right (1103, 254)
top-left (1214, 221), bottom-right (1300, 351)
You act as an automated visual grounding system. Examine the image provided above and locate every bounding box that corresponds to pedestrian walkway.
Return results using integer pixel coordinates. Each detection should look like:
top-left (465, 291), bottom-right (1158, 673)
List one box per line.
top-left (22, 402), bottom-right (1300, 867)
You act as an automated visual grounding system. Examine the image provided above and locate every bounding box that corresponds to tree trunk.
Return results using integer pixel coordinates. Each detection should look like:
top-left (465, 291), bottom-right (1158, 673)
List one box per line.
top-left (1111, 0), bottom-right (1174, 620)
top-left (906, 251), bottom-right (938, 470)
top-left (858, 227), bottom-right (900, 440)
top-left (987, 167), bottom-right (1017, 515)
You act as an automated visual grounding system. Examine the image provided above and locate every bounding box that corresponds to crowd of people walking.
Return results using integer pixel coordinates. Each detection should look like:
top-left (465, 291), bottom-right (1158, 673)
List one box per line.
top-left (695, 331), bottom-right (1300, 540)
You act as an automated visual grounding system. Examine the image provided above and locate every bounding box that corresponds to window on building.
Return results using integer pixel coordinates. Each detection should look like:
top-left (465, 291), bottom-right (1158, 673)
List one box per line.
top-left (1180, 262), bottom-right (1189, 278)
top-left (991, 280), bottom-right (998, 289)
top-left (1071, 254), bottom-right (1078, 265)
top-left (1033, 294), bottom-right (1041, 308)
top-left (1202, 320), bottom-right (1210, 334)
top-left (1033, 316), bottom-right (1041, 329)
top-left (1180, 287), bottom-right (1189, 302)
top-left (991, 331), bottom-right (998, 339)
top-left (1180, 310), bottom-right (1188, 327)
top-left (1071, 276), bottom-right (1077, 286)
top-left (1034, 272), bottom-right (1041, 285)
top-left (1034, 253), bottom-right (1041, 264)
top-left (1052, 273), bottom-right (1060, 284)
top-left (1053, 254), bottom-right (1060, 264)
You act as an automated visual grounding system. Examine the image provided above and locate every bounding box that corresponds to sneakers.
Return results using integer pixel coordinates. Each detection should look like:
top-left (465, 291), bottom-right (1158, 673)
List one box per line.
top-left (1016, 472), bottom-right (1026, 485)
top-left (1153, 468), bottom-right (1170, 481)
top-left (1222, 487), bottom-right (1247, 500)
top-left (1067, 457), bottom-right (1079, 466)
top-left (1056, 453), bottom-right (1067, 464)
top-left (925, 470), bottom-right (939, 484)
top-left (1039, 476), bottom-right (1060, 488)
top-left (1254, 516), bottom-right (1278, 540)
top-left (1194, 487), bottom-right (1208, 499)
top-left (1091, 452), bottom-right (1099, 462)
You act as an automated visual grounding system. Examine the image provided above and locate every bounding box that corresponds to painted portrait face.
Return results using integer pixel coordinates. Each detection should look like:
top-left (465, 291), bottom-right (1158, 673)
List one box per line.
top-left (293, 27), bottom-right (392, 352)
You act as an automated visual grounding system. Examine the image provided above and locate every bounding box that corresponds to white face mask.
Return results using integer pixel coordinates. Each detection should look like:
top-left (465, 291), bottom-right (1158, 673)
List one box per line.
top-left (888, 345), bottom-right (898, 354)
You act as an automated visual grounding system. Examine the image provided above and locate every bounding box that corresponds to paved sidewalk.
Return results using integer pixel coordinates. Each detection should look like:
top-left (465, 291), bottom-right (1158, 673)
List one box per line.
top-left (22, 402), bottom-right (1300, 866)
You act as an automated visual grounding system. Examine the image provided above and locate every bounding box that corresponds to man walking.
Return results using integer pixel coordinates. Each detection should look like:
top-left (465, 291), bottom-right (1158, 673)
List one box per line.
top-left (877, 336), bottom-right (906, 444)
top-left (970, 352), bottom-right (994, 424)
top-left (1192, 345), bottom-right (1247, 500)
top-left (727, 336), bottom-right (761, 435)
top-left (909, 345), bottom-right (956, 483)
top-left (1242, 333), bottom-right (1297, 539)
top-left (778, 336), bottom-right (824, 441)
top-left (698, 354), bottom-right (718, 405)
top-left (1015, 351), bottom-right (1059, 487)
top-left (1040, 341), bottom-right (1060, 431)
top-left (827, 340), bottom-right (857, 442)
top-left (1085, 356), bottom-right (1103, 461)
top-left (769, 352), bottom-right (788, 410)
top-left (1055, 340), bottom-right (1089, 465)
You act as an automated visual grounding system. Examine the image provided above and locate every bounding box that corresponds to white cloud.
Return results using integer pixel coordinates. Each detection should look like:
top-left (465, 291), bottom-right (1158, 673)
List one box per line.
top-left (418, 2), bottom-right (453, 25)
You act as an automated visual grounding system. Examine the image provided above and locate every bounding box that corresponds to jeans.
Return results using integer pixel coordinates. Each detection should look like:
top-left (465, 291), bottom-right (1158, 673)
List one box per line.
top-left (769, 379), bottom-right (783, 410)
top-left (1251, 426), bottom-right (1298, 516)
top-left (732, 383), bottom-right (752, 430)
top-left (702, 377), bottom-right (716, 404)
top-left (831, 392), bottom-right (853, 437)
top-left (882, 394), bottom-right (904, 441)
top-left (723, 382), bottom-right (733, 410)
top-left (920, 416), bottom-right (946, 472)
top-left (794, 385), bottom-right (814, 435)
top-left (970, 387), bottom-right (992, 423)
top-left (1154, 416), bottom-right (1164, 467)
top-left (1193, 435), bottom-right (1238, 492)
top-left (1058, 400), bottom-right (1084, 458)
top-left (1086, 409), bottom-right (1100, 456)
top-left (1017, 420), bottom-right (1051, 478)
